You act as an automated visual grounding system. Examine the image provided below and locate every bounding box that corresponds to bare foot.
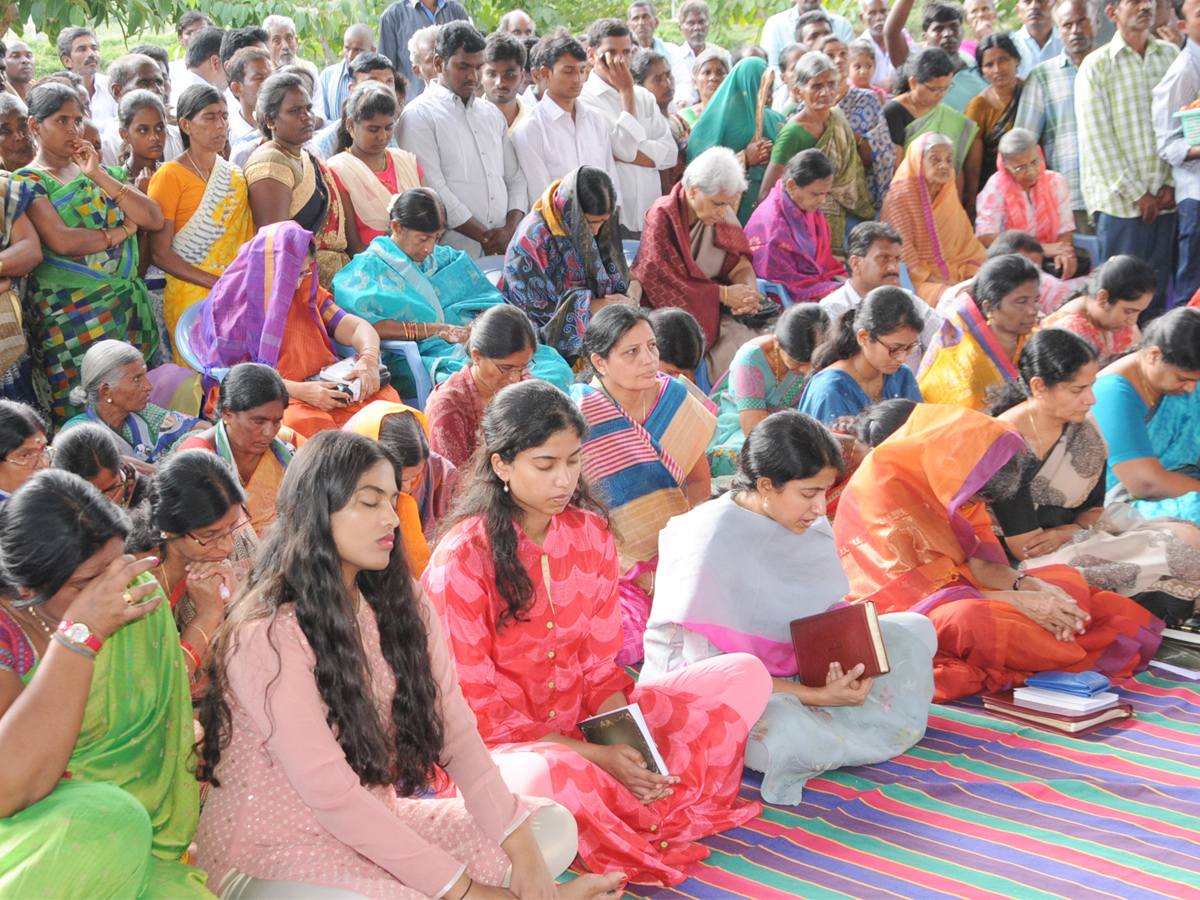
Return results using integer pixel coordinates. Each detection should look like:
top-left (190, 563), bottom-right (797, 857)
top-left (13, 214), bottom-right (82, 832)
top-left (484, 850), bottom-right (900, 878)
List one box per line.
top-left (559, 872), bottom-right (626, 900)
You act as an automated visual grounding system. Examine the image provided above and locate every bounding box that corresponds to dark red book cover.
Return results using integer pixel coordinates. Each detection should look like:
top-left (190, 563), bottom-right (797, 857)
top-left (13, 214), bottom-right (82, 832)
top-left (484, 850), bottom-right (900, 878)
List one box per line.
top-left (982, 690), bottom-right (1134, 736)
top-left (790, 601), bottom-right (890, 688)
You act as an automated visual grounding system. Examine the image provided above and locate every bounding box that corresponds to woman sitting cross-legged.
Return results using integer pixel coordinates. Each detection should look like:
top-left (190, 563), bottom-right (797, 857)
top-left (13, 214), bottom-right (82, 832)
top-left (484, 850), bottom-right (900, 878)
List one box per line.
top-left (61, 340), bottom-right (206, 467)
top-left (746, 149), bottom-right (847, 304)
top-left (0, 471), bottom-right (211, 898)
top-left (831, 403), bottom-right (1163, 701)
top-left (634, 147), bottom-right (768, 381)
top-left (51, 422), bottom-right (148, 508)
top-left (569, 306), bottom-right (717, 662)
top-left (1043, 255), bottom-right (1155, 365)
top-left (918, 254), bottom-right (1040, 411)
top-left (988, 328), bottom-right (1200, 623)
top-left (501, 166), bottom-right (641, 363)
top-left (707, 304), bottom-right (828, 477)
top-left (190, 221), bottom-right (400, 438)
top-left (179, 363), bottom-right (301, 537)
top-left (196, 430), bottom-right (623, 900)
top-left (422, 380), bottom-right (772, 887)
top-left (798, 286), bottom-right (925, 425)
top-left (642, 410), bottom-right (935, 806)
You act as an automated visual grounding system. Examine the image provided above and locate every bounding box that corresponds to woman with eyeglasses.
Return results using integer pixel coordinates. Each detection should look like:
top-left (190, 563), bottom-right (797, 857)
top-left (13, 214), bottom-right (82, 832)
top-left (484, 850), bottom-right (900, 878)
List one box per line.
top-left (127, 449), bottom-right (254, 699)
top-left (798, 287), bottom-right (924, 426)
top-left (51, 422), bottom-right (148, 508)
top-left (424, 305), bottom-right (542, 470)
top-left (0, 399), bottom-right (48, 505)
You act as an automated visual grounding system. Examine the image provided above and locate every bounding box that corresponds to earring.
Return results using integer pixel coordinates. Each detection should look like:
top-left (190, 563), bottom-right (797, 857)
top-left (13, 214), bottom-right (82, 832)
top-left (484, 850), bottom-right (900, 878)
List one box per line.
top-left (502, 480), bottom-right (510, 493)
top-left (106, 398), bottom-right (113, 403)
top-left (159, 531), bottom-right (168, 540)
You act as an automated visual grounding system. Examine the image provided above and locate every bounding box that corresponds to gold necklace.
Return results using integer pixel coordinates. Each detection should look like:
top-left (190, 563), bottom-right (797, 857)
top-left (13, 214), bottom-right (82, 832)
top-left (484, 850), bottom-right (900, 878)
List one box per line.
top-left (770, 339), bottom-right (784, 379)
top-left (1134, 357), bottom-right (1158, 410)
top-left (184, 148), bottom-right (212, 183)
top-left (1026, 403), bottom-right (1045, 458)
top-left (271, 140), bottom-right (304, 162)
top-left (28, 604), bottom-right (55, 637)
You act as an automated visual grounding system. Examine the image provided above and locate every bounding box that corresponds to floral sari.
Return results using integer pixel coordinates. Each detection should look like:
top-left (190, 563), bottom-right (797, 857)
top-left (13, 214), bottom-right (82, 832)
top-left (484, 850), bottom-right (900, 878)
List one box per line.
top-left (745, 179), bottom-right (845, 303)
top-left (16, 166), bottom-right (158, 421)
top-left (839, 87), bottom-right (896, 210)
top-left (831, 404), bottom-right (1163, 701)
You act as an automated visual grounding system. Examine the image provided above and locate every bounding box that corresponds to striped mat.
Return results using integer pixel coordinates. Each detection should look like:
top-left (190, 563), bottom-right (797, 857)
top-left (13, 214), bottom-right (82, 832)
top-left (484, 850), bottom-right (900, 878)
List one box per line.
top-left (623, 671), bottom-right (1200, 900)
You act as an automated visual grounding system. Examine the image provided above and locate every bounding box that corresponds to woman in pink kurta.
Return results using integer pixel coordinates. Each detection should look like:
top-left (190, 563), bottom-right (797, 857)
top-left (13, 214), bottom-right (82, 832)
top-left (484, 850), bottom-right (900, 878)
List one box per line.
top-left (196, 430), bottom-right (621, 900)
top-left (422, 380), bottom-right (772, 887)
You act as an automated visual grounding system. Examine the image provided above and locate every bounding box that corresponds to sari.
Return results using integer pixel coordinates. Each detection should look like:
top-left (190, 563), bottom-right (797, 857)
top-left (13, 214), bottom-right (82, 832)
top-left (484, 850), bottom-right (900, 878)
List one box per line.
top-left (880, 134), bottom-right (987, 306)
top-left (343, 399), bottom-right (461, 574)
top-left (768, 107), bottom-right (875, 252)
top-left (642, 492), bottom-right (934, 806)
top-left (62, 402), bottom-right (202, 463)
top-left (501, 171), bottom-right (631, 360)
top-left (838, 87), bottom-right (896, 211)
top-left (965, 85), bottom-right (1023, 192)
top-left (992, 415), bottom-right (1200, 619)
top-left (153, 157), bottom-right (256, 359)
top-left (745, 180), bottom-right (845, 303)
top-left (0, 573), bottom-right (211, 899)
top-left (831, 404), bottom-right (1163, 701)
top-left (180, 422), bottom-right (303, 536)
top-left (570, 374), bottom-right (716, 663)
top-left (16, 166), bottom-right (158, 421)
top-left (918, 289), bottom-right (1028, 411)
top-left (327, 148), bottom-right (421, 244)
top-left (244, 144), bottom-right (349, 289)
top-left (1042, 306), bottom-right (1139, 364)
top-left (894, 102), bottom-right (980, 172)
top-left (985, 147), bottom-right (1064, 245)
top-left (686, 58), bottom-right (786, 224)
top-left (707, 339), bottom-right (808, 476)
top-left (798, 365), bottom-right (923, 425)
top-left (0, 178), bottom-right (38, 410)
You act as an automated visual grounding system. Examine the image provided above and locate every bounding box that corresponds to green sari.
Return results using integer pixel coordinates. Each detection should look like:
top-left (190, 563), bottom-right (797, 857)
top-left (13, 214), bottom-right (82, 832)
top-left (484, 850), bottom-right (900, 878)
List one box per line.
top-left (0, 573), bottom-right (211, 899)
top-left (687, 57), bottom-right (786, 225)
top-left (15, 166), bottom-right (159, 423)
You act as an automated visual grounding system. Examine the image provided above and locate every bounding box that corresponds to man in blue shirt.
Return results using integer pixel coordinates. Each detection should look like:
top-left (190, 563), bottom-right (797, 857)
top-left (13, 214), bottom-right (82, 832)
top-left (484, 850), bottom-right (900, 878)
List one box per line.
top-left (379, 0), bottom-right (472, 100)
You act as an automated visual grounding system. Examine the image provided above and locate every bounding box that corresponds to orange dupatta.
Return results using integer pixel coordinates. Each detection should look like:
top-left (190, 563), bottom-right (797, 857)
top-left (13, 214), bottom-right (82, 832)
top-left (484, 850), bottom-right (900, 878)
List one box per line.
top-left (879, 133), bottom-right (987, 306)
top-left (343, 400), bottom-right (434, 574)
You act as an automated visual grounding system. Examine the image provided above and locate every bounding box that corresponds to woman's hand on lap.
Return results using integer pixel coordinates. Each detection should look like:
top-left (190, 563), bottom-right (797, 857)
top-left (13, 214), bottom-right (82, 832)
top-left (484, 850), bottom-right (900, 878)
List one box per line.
top-left (818, 662), bottom-right (872, 706)
top-left (1005, 583), bottom-right (1090, 641)
top-left (1021, 525), bottom-right (1077, 559)
top-left (439, 324), bottom-right (471, 344)
top-left (293, 380), bottom-right (352, 411)
top-left (724, 284), bottom-right (763, 316)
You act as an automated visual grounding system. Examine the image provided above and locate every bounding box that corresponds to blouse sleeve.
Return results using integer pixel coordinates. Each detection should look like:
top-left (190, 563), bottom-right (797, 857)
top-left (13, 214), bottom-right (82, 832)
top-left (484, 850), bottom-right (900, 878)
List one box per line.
top-left (244, 147), bottom-right (298, 188)
top-left (882, 102), bottom-right (909, 147)
top-left (730, 348), bottom-right (770, 412)
top-left (224, 613), bottom-right (470, 898)
top-left (1092, 376), bottom-right (1156, 466)
top-left (769, 123), bottom-right (811, 165)
top-left (147, 164), bottom-right (182, 223)
top-left (797, 372), bottom-right (858, 426)
top-left (990, 482), bottom-right (1041, 538)
top-left (973, 175), bottom-right (1006, 236)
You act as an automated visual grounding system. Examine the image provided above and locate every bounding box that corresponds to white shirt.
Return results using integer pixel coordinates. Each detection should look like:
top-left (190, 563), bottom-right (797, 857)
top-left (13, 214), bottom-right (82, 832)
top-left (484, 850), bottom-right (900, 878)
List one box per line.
top-left (168, 57), bottom-right (190, 104)
top-left (1012, 25), bottom-right (1063, 80)
top-left (168, 69), bottom-right (208, 111)
top-left (578, 74), bottom-right (676, 232)
top-left (513, 95), bottom-right (621, 211)
top-left (670, 42), bottom-right (729, 107)
top-left (397, 79), bottom-right (529, 257)
top-left (819, 281), bottom-right (943, 372)
top-left (228, 102), bottom-right (258, 145)
top-left (99, 118), bottom-right (184, 167)
top-left (760, 5), bottom-right (856, 74)
top-left (89, 74), bottom-right (118, 123)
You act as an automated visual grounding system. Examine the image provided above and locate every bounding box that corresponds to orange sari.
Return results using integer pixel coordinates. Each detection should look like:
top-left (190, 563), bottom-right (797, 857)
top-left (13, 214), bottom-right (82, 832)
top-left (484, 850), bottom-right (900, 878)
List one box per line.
top-left (832, 404), bottom-right (1163, 701)
top-left (343, 400), bottom-right (435, 574)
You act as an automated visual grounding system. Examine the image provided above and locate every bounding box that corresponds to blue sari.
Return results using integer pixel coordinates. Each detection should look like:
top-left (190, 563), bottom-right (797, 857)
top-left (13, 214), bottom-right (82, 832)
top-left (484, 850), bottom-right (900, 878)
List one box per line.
top-left (1132, 388), bottom-right (1200, 521)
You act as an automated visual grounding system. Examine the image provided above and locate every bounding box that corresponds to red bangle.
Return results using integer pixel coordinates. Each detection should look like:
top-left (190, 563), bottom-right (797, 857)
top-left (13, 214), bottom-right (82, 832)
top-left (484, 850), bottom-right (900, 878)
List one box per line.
top-left (180, 640), bottom-right (202, 670)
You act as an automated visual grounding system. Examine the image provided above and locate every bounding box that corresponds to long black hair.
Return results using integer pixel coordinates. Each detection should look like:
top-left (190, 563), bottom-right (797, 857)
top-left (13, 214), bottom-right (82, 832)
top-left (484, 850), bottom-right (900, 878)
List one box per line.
top-left (576, 303), bottom-right (653, 383)
top-left (1086, 254), bottom-right (1158, 308)
top-left (973, 254), bottom-right (1041, 314)
top-left (776, 304), bottom-right (829, 364)
top-left (440, 381), bottom-right (608, 628)
top-left (176, 82), bottom-right (223, 149)
top-left (988, 327), bottom-right (1098, 415)
top-left (812, 286), bottom-right (923, 371)
top-left (126, 449), bottom-right (246, 554)
top-left (51, 422), bottom-right (122, 481)
top-left (198, 432), bottom-right (445, 793)
top-left (731, 410), bottom-right (842, 492)
top-left (377, 410), bottom-right (430, 468)
top-left (334, 82), bottom-right (397, 154)
top-left (853, 398), bottom-right (917, 447)
top-left (217, 363), bottom-right (291, 418)
top-left (648, 307), bottom-right (706, 372)
top-left (0, 399), bottom-right (47, 461)
top-left (466, 304), bottom-right (538, 359)
top-left (0, 470), bottom-right (130, 607)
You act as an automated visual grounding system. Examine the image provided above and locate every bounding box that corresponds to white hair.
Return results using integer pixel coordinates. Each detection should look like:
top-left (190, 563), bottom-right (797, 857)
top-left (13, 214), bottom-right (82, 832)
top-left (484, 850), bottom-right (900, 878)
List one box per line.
top-left (999, 127), bottom-right (1038, 158)
top-left (263, 15), bottom-right (296, 34)
top-left (921, 132), bottom-right (954, 154)
top-left (69, 340), bottom-right (144, 409)
top-left (408, 24), bottom-right (439, 66)
top-left (682, 146), bottom-right (749, 197)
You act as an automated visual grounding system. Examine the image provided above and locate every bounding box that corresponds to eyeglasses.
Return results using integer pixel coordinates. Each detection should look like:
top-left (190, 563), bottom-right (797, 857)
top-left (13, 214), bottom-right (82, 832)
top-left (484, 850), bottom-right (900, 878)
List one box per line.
top-left (98, 467), bottom-right (127, 501)
top-left (490, 359), bottom-right (533, 376)
top-left (185, 514), bottom-right (251, 548)
top-left (2, 445), bottom-right (49, 468)
top-left (875, 337), bottom-right (920, 359)
top-left (1004, 159), bottom-right (1040, 176)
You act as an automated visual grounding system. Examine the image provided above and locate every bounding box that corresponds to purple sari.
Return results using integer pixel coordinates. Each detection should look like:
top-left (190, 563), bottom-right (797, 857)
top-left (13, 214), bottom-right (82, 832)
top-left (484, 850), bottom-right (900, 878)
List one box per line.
top-left (745, 180), bottom-right (846, 303)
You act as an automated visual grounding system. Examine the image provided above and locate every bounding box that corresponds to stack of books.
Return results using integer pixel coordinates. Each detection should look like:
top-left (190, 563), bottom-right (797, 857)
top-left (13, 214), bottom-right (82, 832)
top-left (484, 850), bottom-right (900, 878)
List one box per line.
top-left (1150, 625), bottom-right (1200, 679)
top-left (983, 671), bottom-right (1133, 736)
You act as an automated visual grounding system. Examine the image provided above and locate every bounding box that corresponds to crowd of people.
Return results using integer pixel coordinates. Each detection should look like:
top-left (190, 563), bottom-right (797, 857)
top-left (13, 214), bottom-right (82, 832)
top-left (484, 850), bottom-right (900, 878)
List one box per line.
top-left (2, 0), bottom-right (1200, 896)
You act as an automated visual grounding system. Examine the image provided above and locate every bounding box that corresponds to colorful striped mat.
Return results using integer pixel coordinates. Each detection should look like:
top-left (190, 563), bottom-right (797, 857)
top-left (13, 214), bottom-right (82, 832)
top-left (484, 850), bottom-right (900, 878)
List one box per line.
top-left (623, 671), bottom-right (1200, 900)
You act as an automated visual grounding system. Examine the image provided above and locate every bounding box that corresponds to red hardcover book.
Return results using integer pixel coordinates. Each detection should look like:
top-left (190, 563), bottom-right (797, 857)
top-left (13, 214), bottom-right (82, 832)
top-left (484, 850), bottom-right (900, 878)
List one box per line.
top-left (982, 690), bottom-right (1133, 736)
top-left (790, 601), bottom-right (890, 689)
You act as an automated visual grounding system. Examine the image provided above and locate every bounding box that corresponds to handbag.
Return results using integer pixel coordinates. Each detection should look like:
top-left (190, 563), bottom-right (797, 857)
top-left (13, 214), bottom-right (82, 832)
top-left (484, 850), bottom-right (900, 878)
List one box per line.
top-left (0, 288), bottom-right (24, 374)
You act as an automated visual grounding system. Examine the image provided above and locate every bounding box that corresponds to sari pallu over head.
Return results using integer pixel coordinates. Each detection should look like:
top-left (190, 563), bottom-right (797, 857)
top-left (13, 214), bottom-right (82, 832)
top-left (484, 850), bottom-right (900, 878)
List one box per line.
top-left (687, 57), bottom-right (785, 225)
top-left (992, 146), bottom-right (1060, 245)
top-left (190, 221), bottom-right (330, 373)
top-left (917, 289), bottom-right (1029, 411)
top-left (633, 182), bottom-right (753, 349)
top-left (745, 179), bottom-right (845, 303)
top-left (880, 133), bottom-right (986, 306)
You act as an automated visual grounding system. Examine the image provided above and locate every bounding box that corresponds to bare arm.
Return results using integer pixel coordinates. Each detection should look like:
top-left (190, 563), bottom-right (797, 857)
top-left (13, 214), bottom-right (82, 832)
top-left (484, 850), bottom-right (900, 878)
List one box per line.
top-left (148, 220), bottom-right (219, 289)
top-left (685, 452), bottom-right (711, 507)
top-left (758, 160), bottom-right (786, 205)
top-left (1, 214), bottom-right (41, 275)
top-left (24, 196), bottom-right (110, 257)
top-left (338, 189), bottom-right (368, 256)
top-left (1112, 456), bottom-right (1200, 502)
top-left (248, 178), bottom-right (294, 229)
top-left (738, 408), bottom-right (770, 438)
top-left (884, 0), bottom-right (916, 68)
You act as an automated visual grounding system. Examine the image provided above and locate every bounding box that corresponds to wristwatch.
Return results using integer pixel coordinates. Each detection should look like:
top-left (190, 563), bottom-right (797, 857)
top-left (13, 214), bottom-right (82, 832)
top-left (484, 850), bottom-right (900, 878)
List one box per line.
top-left (57, 620), bottom-right (103, 653)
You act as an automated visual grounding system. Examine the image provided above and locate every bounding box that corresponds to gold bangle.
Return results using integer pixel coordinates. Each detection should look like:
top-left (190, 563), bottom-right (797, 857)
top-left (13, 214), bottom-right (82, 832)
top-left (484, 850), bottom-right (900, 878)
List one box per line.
top-left (113, 183), bottom-right (131, 205)
top-left (188, 622), bottom-right (210, 648)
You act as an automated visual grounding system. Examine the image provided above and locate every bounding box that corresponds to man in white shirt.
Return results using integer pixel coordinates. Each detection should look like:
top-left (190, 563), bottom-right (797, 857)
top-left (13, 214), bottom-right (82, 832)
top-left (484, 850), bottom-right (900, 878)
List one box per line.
top-left (670, 0), bottom-right (729, 106)
top-left (398, 21), bottom-right (528, 258)
top-left (169, 26), bottom-right (228, 111)
top-left (762, 0), bottom-right (857, 73)
top-left (628, 0), bottom-right (674, 55)
top-left (57, 27), bottom-right (117, 123)
top-left (820, 222), bottom-right (944, 372)
top-left (579, 19), bottom-right (676, 237)
top-left (99, 53), bottom-right (184, 166)
top-left (513, 34), bottom-right (621, 206)
top-left (168, 12), bottom-right (212, 107)
top-left (227, 47), bottom-right (274, 145)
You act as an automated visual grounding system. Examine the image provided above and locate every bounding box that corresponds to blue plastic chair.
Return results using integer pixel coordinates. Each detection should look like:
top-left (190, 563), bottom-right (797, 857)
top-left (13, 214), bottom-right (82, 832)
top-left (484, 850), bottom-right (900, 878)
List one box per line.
top-left (622, 239), bottom-right (640, 266)
top-left (757, 278), bottom-right (792, 309)
top-left (898, 262), bottom-right (916, 293)
top-left (175, 303), bottom-right (228, 383)
top-left (332, 339), bottom-right (432, 409)
top-left (1073, 233), bottom-right (1103, 269)
top-left (476, 254), bottom-right (506, 273)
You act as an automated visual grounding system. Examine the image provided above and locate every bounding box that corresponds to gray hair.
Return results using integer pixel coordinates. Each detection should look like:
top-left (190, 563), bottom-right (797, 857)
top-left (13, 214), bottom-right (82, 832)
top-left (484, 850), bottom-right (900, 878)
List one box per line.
top-left (107, 53), bottom-right (155, 93)
top-left (408, 24), bottom-right (439, 67)
top-left (922, 132), bottom-right (954, 155)
top-left (682, 146), bottom-right (749, 196)
top-left (0, 92), bottom-right (26, 119)
top-left (998, 127), bottom-right (1038, 158)
top-left (69, 340), bottom-right (143, 409)
top-left (263, 15), bottom-right (296, 35)
top-left (792, 51), bottom-right (838, 87)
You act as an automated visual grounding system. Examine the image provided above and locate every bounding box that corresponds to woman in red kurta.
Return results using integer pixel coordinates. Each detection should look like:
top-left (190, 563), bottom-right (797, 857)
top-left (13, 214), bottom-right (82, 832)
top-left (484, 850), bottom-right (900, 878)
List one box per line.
top-left (422, 380), bottom-right (771, 887)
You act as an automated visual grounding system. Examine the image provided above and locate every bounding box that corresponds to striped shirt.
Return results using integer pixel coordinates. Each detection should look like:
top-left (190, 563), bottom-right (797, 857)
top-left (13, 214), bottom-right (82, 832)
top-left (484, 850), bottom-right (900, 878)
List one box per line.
top-left (1076, 32), bottom-right (1178, 219)
top-left (1014, 54), bottom-right (1083, 210)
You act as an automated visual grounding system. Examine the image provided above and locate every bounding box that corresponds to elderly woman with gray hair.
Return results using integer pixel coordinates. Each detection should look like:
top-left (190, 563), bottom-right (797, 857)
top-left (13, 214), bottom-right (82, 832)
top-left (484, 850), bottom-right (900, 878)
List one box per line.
top-left (60, 340), bottom-right (207, 468)
top-left (974, 126), bottom-right (1079, 280)
top-left (634, 146), bottom-right (768, 378)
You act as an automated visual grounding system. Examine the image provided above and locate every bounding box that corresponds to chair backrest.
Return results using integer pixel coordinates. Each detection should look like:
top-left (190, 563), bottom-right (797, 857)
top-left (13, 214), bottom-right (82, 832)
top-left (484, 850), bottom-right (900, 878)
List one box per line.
top-left (174, 302), bottom-right (229, 383)
top-left (476, 254), bottom-right (506, 273)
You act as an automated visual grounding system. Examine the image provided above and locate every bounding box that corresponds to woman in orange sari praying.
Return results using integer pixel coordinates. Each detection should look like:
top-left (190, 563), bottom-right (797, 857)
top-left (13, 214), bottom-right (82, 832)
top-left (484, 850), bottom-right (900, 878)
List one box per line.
top-left (831, 403), bottom-right (1163, 701)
